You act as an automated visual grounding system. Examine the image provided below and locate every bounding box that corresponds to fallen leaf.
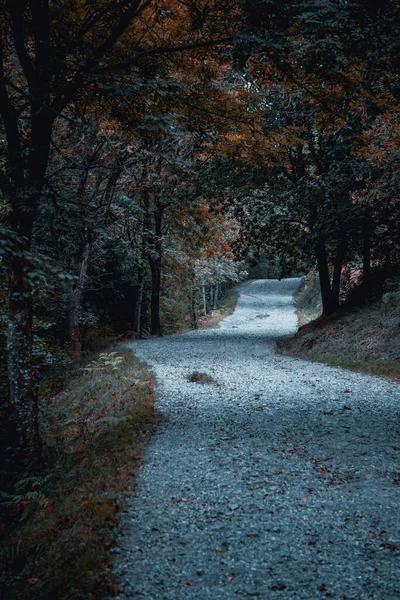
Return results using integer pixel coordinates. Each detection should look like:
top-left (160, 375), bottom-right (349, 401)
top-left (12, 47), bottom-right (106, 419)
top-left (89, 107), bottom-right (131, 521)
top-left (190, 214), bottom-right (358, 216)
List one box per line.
top-left (227, 572), bottom-right (235, 581)
top-left (28, 578), bottom-right (39, 585)
top-left (381, 542), bottom-right (398, 552)
top-left (269, 584), bottom-right (286, 591)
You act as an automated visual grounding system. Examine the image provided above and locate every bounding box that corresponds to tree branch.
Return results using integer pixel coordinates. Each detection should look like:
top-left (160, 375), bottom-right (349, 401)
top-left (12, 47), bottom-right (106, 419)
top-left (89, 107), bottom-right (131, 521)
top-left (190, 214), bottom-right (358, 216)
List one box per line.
top-left (7, 0), bottom-right (36, 90)
top-left (4, 77), bottom-right (79, 123)
top-left (91, 37), bottom-right (232, 74)
top-left (29, 0), bottom-right (51, 102)
top-left (50, 0), bottom-right (152, 115)
top-left (0, 37), bottom-right (25, 188)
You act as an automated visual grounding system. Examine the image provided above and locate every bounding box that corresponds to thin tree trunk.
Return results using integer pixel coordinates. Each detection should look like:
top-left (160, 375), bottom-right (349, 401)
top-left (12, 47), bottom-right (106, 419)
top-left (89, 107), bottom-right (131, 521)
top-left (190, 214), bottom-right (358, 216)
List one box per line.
top-left (202, 284), bottom-right (207, 315)
top-left (134, 266), bottom-right (145, 336)
top-left (362, 215), bottom-right (372, 299)
top-left (213, 283), bottom-right (219, 310)
top-left (68, 240), bottom-right (91, 356)
top-left (147, 205), bottom-right (164, 336)
top-left (149, 258), bottom-right (162, 336)
top-left (191, 286), bottom-right (199, 329)
top-left (7, 254), bottom-right (41, 463)
top-left (316, 236), bottom-right (336, 316)
top-left (331, 236), bottom-right (346, 307)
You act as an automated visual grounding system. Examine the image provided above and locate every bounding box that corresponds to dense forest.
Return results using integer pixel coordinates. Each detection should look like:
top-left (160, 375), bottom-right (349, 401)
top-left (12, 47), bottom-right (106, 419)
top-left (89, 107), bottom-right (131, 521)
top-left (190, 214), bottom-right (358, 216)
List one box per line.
top-left (1, 1), bottom-right (399, 595)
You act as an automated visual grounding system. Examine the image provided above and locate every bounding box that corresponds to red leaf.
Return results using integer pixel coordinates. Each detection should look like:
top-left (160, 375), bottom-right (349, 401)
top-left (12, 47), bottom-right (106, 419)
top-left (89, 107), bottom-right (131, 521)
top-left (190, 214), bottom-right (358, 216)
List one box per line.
top-left (28, 578), bottom-right (39, 585)
top-left (381, 542), bottom-right (398, 552)
top-left (227, 572), bottom-right (235, 581)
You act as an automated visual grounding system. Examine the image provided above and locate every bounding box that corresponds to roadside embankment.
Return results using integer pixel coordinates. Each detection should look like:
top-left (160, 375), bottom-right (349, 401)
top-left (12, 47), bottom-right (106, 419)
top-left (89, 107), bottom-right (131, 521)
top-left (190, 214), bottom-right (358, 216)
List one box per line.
top-left (278, 274), bottom-right (400, 381)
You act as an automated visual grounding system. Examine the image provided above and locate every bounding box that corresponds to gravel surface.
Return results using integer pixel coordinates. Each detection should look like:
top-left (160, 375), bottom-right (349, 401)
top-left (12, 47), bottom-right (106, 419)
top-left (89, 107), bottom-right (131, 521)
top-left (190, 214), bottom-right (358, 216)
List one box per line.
top-left (114, 279), bottom-right (400, 599)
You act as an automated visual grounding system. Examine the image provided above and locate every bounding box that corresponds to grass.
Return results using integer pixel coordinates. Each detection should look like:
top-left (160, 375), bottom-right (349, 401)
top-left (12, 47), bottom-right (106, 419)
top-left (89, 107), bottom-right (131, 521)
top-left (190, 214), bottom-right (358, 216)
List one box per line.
top-left (187, 371), bottom-right (217, 385)
top-left (310, 356), bottom-right (400, 380)
top-left (278, 274), bottom-right (400, 381)
top-left (0, 347), bottom-right (157, 600)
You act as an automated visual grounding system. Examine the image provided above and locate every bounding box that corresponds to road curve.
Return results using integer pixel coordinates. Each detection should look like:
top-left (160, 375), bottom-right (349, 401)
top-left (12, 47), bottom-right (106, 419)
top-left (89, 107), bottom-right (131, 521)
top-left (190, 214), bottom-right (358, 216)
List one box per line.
top-left (114, 279), bottom-right (400, 600)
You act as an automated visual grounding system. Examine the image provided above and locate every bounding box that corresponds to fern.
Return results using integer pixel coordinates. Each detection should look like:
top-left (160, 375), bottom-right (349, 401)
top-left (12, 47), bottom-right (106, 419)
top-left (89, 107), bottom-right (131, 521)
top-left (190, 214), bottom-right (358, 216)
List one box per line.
top-left (82, 352), bottom-right (125, 373)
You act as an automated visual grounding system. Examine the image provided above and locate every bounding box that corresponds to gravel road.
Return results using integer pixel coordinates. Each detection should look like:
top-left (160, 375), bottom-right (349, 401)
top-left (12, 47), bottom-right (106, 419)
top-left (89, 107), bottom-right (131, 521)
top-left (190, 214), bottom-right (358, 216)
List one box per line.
top-left (114, 278), bottom-right (400, 599)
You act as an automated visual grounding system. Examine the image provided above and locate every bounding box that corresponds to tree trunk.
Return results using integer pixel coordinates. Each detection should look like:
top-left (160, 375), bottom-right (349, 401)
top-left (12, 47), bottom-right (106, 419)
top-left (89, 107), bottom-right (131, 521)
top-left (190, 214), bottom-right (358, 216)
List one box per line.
top-left (191, 286), bottom-right (199, 329)
top-left (7, 255), bottom-right (41, 463)
top-left (362, 215), bottom-right (372, 299)
top-left (4, 109), bottom-right (54, 462)
top-left (149, 258), bottom-right (162, 336)
top-left (213, 283), bottom-right (219, 310)
top-left (68, 240), bottom-right (91, 356)
top-left (331, 236), bottom-right (346, 308)
top-left (315, 236), bottom-right (336, 316)
top-left (134, 266), bottom-right (145, 336)
top-left (146, 206), bottom-right (164, 337)
top-left (202, 284), bottom-right (207, 315)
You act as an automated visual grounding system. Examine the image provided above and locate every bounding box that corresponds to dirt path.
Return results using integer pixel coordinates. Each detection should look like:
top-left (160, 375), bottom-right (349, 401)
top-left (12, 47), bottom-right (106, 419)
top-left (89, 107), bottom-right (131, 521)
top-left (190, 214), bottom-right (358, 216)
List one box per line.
top-left (114, 279), bottom-right (400, 599)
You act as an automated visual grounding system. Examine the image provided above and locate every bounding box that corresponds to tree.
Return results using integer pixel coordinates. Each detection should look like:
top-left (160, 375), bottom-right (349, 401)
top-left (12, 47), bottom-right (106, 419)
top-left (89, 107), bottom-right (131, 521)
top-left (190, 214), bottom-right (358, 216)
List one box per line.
top-left (227, 1), bottom-right (400, 312)
top-left (0, 0), bottom-right (237, 462)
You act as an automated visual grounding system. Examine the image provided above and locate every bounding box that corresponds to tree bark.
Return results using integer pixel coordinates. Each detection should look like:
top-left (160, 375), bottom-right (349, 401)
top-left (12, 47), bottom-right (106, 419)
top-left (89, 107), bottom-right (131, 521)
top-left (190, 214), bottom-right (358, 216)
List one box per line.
top-left (68, 239), bottom-right (91, 356)
top-left (331, 236), bottom-right (346, 308)
top-left (202, 284), bottom-right (207, 315)
top-left (316, 236), bottom-right (336, 316)
top-left (213, 283), bottom-right (220, 309)
top-left (191, 286), bottom-right (199, 329)
top-left (146, 205), bottom-right (164, 336)
top-left (149, 258), bottom-right (162, 336)
top-left (4, 106), bottom-right (54, 462)
top-left (362, 215), bottom-right (372, 299)
top-left (7, 254), bottom-right (41, 463)
top-left (133, 265), bottom-right (145, 336)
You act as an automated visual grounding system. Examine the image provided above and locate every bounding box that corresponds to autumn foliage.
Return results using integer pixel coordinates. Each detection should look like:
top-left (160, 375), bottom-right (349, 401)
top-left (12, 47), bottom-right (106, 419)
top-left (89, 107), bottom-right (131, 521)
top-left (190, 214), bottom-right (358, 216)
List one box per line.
top-left (1, 1), bottom-right (400, 595)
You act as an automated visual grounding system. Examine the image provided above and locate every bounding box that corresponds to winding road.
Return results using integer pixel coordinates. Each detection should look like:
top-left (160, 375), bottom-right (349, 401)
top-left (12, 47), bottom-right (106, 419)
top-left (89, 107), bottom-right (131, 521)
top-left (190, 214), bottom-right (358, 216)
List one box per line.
top-left (114, 279), bottom-right (400, 599)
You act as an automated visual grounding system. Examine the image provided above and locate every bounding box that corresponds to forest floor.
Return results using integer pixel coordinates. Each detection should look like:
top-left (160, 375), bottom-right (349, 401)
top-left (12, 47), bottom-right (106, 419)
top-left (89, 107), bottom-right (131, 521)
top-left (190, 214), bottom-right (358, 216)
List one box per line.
top-left (113, 279), bottom-right (400, 599)
top-left (1, 349), bottom-right (157, 600)
top-left (278, 275), bottom-right (400, 381)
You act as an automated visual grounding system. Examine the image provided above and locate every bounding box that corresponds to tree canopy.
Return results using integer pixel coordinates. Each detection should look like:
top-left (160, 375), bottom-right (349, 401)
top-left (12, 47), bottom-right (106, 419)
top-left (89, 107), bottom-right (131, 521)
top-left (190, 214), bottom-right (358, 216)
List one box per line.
top-left (1, 0), bottom-right (399, 466)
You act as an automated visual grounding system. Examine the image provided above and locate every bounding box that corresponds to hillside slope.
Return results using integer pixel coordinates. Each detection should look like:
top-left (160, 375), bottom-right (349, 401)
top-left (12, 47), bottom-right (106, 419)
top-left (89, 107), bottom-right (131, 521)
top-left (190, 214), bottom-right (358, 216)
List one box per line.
top-left (278, 274), bottom-right (400, 381)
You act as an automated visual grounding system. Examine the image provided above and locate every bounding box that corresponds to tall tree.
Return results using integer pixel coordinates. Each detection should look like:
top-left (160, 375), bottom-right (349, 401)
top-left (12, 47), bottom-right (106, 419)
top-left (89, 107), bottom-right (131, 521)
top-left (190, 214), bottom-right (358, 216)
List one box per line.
top-left (0, 0), bottom-right (237, 462)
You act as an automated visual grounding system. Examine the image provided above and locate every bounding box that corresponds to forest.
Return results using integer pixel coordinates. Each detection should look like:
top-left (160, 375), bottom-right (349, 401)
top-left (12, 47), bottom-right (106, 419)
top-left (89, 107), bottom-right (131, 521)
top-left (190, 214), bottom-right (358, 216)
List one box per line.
top-left (0, 1), bottom-right (399, 597)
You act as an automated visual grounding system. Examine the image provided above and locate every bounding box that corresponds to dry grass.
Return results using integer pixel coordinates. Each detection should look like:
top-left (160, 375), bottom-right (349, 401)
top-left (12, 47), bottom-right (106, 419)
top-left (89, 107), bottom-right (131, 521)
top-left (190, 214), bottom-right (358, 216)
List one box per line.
top-left (0, 348), bottom-right (157, 599)
top-left (278, 276), bottom-right (400, 382)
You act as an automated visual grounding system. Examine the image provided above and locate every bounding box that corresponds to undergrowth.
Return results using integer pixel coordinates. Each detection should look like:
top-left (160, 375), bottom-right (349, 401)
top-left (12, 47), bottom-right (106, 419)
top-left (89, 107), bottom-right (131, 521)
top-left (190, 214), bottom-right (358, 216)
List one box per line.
top-left (278, 274), bottom-right (400, 381)
top-left (0, 348), bottom-right (157, 600)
